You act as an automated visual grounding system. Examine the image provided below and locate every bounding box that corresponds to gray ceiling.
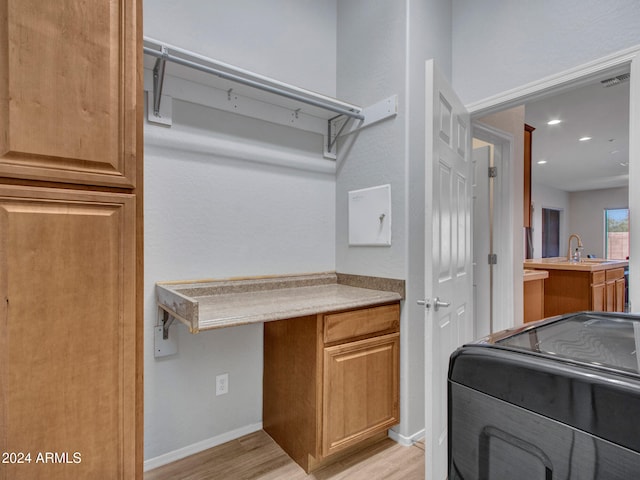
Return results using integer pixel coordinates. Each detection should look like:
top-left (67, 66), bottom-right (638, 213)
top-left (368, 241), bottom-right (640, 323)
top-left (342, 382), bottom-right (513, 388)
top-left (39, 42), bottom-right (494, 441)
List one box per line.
top-left (524, 75), bottom-right (630, 192)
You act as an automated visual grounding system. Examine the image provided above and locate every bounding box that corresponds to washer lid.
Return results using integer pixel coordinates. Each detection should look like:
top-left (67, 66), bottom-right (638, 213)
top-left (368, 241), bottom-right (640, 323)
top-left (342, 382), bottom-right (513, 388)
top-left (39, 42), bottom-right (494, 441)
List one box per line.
top-left (496, 312), bottom-right (640, 375)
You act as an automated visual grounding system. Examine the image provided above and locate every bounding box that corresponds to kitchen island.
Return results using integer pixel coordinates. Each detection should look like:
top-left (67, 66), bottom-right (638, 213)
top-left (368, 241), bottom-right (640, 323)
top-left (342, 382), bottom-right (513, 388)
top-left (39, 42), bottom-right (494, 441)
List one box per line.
top-left (524, 257), bottom-right (628, 317)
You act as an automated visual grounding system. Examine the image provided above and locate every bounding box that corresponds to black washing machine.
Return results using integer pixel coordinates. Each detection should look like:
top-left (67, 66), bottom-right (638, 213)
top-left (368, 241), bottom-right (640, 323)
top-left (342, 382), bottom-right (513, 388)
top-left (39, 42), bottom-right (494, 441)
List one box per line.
top-left (448, 311), bottom-right (640, 479)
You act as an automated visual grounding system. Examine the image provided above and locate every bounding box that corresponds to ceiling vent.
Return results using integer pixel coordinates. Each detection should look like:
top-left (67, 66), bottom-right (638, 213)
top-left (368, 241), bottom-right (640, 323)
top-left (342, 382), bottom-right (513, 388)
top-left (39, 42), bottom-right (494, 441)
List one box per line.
top-left (601, 73), bottom-right (631, 87)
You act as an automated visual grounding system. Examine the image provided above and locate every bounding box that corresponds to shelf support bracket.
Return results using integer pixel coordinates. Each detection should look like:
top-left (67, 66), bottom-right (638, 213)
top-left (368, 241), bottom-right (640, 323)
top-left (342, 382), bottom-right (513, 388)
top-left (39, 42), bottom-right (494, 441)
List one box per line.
top-left (147, 46), bottom-right (173, 126)
top-left (324, 95), bottom-right (398, 159)
top-left (161, 309), bottom-right (175, 340)
top-left (326, 114), bottom-right (354, 158)
top-left (153, 46), bottom-right (168, 116)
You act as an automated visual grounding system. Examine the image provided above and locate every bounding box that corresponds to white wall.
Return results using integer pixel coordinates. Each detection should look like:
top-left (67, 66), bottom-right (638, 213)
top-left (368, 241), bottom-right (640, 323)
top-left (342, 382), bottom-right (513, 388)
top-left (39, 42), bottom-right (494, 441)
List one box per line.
top-left (144, 0), bottom-right (337, 96)
top-left (531, 183), bottom-right (570, 258)
top-left (336, 0), bottom-right (410, 442)
top-left (570, 187), bottom-right (629, 258)
top-left (143, 0), bottom-right (338, 463)
top-left (335, 2), bottom-right (407, 280)
top-left (452, 0), bottom-right (640, 105)
top-left (335, 0), bottom-right (453, 444)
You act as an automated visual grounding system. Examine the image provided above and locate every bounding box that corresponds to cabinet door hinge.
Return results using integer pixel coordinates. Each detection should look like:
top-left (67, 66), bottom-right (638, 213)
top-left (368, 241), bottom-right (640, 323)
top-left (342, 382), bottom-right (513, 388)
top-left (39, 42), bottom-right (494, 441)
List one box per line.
top-left (488, 253), bottom-right (498, 265)
top-left (488, 166), bottom-right (498, 178)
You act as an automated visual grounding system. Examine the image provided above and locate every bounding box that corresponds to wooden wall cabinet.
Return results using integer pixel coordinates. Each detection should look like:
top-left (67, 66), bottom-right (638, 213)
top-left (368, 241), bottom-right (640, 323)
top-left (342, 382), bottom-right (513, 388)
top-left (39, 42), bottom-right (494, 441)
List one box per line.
top-left (0, 0), bottom-right (139, 188)
top-left (0, 1), bottom-right (142, 479)
top-left (264, 303), bottom-right (400, 473)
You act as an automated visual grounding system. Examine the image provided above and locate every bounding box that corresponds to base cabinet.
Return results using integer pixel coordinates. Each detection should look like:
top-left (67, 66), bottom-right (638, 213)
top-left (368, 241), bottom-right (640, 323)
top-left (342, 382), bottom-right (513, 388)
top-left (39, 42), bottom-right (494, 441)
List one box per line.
top-left (263, 303), bottom-right (400, 473)
top-left (542, 268), bottom-right (626, 317)
top-left (593, 268), bottom-right (626, 313)
top-left (523, 271), bottom-right (548, 323)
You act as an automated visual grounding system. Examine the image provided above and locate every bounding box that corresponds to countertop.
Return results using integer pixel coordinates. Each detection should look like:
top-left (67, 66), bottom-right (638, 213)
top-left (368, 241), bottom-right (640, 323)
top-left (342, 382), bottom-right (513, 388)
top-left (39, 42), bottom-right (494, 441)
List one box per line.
top-left (523, 269), bottom-right (549, 282)
top-left (524, 257), bottom-right (628, 272)
top-left (157, 272), bottom-right (403, 333)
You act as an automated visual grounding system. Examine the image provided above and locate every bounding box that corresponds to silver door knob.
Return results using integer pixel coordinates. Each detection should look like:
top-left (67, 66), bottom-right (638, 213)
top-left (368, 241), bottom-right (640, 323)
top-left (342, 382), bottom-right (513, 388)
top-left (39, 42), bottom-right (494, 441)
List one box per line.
top-left (417, 297), bottom-right (451, 312)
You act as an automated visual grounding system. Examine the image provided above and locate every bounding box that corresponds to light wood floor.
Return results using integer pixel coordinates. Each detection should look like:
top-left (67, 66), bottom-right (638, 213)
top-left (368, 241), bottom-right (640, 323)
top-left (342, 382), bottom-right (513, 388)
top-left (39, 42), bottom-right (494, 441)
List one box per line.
top-left (145, 430), bottom-right (425, 480)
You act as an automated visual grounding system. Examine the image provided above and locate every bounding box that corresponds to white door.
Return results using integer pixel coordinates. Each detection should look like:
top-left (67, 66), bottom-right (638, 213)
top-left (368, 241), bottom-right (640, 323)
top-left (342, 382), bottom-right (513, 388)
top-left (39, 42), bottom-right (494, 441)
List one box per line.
top-left (423, 59), bottom-right (474, 480)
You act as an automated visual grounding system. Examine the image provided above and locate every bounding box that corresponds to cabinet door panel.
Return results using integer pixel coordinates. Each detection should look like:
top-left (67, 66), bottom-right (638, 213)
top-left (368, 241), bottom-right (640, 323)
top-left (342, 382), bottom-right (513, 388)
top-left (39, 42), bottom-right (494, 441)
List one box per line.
top-left (605, 281), bottom-right (615, 312)
top-left (0, 0), bottom-right (139, 187)
top-left (0, 186), bottom-right (136, 480)
top-left (591, 283), bottom-right (605, 312)
top-left (322, 333), bottom-right (399, 457)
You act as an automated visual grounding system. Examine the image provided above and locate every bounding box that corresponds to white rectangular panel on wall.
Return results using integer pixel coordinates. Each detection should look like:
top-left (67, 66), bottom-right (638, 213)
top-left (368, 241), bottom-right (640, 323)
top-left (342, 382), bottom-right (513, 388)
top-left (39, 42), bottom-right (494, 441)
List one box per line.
top-left (348, 184), bottom-right (391, 246)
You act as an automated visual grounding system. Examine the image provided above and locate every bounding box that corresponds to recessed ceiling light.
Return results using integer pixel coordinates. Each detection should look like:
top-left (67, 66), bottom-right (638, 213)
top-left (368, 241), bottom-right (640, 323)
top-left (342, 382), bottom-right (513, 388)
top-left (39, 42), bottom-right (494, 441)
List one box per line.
top-left (537, 160), bottom-right (547, 165)
top-left (547, 119), bottom-right (561, 125)
top-left (579, 136), bottom-right (592, 142)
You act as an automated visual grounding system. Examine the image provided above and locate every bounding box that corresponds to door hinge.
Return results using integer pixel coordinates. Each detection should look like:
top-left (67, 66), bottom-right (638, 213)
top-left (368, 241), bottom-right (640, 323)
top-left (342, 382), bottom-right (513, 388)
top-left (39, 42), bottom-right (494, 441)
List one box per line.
top-left (488, 166), bottom-right (498, 178)
top-left (488, 253), bottom-right (498, 265)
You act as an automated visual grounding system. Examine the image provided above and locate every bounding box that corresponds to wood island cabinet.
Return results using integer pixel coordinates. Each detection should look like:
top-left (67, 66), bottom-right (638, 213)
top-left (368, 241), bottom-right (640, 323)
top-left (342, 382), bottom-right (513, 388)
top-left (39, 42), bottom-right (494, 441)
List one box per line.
top-left (542, 268), bottom-right (626, 317)
top-left (0, 1), bottom-right (143, 479)
top-left (263, 303), bottom-right (400, 473)
top-left (523, 270), bottom-right (548, 323)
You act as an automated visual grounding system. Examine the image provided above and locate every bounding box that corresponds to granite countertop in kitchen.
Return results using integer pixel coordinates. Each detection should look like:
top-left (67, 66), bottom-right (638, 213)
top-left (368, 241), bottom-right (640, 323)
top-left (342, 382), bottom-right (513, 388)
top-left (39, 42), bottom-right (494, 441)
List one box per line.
top-left (157, 272), bottom-right (404, 333)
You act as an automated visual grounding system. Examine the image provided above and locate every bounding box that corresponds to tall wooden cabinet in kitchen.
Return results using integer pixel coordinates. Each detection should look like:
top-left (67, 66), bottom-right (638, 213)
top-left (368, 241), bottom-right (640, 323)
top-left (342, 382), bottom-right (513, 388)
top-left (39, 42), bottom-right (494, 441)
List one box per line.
top-left (0, 1), bottom-right (142, 479)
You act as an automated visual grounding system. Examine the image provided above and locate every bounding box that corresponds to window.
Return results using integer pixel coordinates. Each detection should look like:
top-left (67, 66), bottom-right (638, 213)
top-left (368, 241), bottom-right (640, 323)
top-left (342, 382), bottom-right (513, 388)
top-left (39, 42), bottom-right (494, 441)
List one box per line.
top-left (605, 208), bottom-right (629, 260)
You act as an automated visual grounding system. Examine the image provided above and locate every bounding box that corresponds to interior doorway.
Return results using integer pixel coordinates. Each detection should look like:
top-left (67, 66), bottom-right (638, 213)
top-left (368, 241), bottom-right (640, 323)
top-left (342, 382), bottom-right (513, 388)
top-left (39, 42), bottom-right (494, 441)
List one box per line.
top-left (468, 47), bottom-right (639, 320)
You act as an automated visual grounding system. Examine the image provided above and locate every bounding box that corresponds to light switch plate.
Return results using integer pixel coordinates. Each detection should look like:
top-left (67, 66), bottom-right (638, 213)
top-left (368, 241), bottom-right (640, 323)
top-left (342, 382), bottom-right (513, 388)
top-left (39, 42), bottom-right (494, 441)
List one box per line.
top-left (154, 325), bottom-right (178, 358)
top-left (348, 184), bottom-right (391, 246)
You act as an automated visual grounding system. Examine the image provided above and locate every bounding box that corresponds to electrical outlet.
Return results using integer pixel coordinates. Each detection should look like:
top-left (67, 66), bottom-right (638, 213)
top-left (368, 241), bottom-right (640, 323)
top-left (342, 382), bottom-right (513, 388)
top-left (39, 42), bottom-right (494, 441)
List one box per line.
top-left (216, 373), bottom-right (229, 396)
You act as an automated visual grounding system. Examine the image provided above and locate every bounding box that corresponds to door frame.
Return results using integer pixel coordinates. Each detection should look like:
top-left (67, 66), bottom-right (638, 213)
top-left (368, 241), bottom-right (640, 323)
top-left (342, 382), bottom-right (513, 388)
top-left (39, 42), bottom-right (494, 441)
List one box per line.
top-left (472, 122), bottom-right (514, 335)
top-left (467, 45), bottom-right (640, 313)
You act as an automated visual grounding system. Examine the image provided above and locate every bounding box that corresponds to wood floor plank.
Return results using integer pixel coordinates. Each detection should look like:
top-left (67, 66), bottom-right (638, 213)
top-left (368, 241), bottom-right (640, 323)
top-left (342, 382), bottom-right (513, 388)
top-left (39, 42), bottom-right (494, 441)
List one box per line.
top-left (145, 430), bottom-right (424, 480)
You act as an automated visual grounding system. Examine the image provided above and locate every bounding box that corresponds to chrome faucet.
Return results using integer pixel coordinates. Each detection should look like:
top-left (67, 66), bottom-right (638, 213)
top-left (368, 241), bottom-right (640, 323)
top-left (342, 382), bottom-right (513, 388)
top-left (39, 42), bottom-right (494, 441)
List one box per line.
top-left (567, 233), bottom-right (584, 262)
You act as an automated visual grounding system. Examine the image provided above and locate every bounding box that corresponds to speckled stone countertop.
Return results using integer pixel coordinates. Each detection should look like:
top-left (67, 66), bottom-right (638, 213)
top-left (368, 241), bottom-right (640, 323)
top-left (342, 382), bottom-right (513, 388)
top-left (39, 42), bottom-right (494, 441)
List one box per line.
top-left (157, 272), bottom-right (404, 333)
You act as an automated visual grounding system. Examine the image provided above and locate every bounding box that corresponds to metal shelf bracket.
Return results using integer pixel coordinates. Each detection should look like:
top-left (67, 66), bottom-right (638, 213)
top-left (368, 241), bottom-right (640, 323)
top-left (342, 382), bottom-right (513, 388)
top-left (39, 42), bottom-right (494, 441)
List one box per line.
top-left (325, 94), bottom-right (398, 158)
top-left (161, 309), bottom-right (175, 340)
top-left (153, 46), bottom-right (168, 115)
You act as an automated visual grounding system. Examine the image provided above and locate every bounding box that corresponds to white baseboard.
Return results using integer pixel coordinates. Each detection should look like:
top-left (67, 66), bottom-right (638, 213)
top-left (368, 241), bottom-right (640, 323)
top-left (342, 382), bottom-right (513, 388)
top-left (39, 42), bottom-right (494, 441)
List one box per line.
top-left (144, 422), bottom-right (263, 472)
top-left (388, 428), bottom-right (425, 447)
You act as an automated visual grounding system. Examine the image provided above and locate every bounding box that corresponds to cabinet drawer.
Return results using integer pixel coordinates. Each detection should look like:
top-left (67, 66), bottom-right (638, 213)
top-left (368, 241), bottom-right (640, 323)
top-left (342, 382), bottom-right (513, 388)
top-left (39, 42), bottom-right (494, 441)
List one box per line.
top-left (324, 303), bottom-right (399, 344)
top-left (606, 268), bottom-right (625, 281)
top-left (591, 271), bottom-right (605, 285)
